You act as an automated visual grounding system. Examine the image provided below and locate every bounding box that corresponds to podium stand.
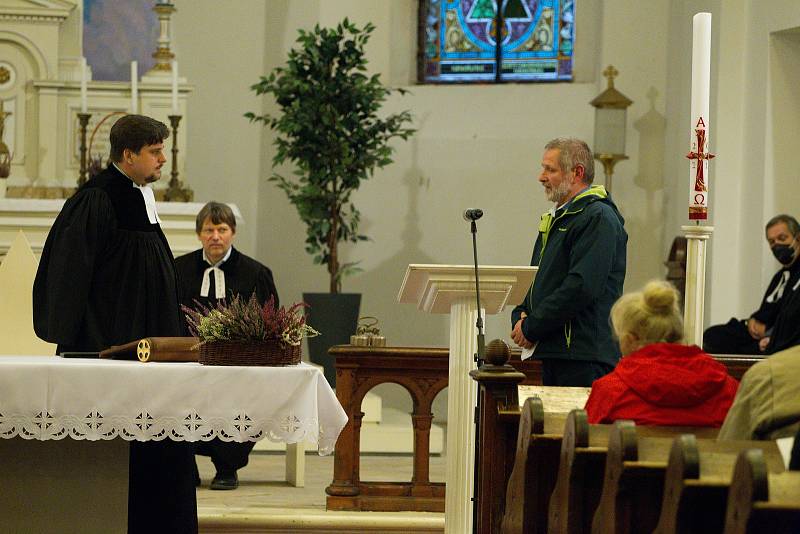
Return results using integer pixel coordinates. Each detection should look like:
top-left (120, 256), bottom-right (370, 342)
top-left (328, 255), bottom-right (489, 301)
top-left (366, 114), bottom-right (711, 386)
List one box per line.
top-left (399, 264), bottom-right (536, 534)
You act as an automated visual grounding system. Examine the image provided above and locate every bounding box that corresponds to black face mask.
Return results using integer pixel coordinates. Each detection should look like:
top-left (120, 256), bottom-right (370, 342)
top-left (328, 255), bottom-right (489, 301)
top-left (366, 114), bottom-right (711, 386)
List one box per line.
top-left (772, 242), bottom-right (796, 265)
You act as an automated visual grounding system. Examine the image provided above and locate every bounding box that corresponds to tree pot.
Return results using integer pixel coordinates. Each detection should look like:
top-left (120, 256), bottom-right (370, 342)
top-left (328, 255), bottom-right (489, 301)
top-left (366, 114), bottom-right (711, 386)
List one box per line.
top-left (303, 292), bottom-right (361, 387)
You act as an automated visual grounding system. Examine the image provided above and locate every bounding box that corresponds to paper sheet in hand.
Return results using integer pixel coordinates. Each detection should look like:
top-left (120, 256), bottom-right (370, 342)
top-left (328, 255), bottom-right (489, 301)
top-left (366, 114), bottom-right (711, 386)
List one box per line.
top-left (776, 436), bottom-right (795, 469)
top-left (520, 344), bottom-right (537, 360)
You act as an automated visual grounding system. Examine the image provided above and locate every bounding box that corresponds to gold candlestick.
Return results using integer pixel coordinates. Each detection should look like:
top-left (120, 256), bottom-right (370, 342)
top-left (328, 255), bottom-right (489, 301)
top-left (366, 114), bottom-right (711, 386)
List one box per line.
top-left (163, 114), bottom-right (193, 201)
top-left (77, 112), bottom-right (92, 186)
top-left (151, 2), bottom-right (177, 73)
top-left (0, 100), bottom-right (12, 178)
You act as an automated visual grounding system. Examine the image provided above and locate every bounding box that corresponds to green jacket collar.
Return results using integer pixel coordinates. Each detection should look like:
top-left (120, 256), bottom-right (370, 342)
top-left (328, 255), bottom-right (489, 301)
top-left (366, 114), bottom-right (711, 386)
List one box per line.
top-left (537, 185), bottom-right (609, 257)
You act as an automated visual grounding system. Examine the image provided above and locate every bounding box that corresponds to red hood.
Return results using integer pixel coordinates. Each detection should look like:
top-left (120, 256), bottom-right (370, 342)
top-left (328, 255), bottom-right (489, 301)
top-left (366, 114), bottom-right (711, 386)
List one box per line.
top-left (614, 343), bottom-right (729, 408)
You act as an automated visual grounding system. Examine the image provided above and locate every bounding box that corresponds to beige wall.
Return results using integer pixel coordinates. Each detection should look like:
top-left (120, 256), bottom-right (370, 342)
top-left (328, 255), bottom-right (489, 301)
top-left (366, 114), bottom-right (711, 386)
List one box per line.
top-left (247, 0), bottom-right (665, 348)
top-left (172, 0), bottom-right (800, 342)
top-left (667, 0), bottom-right (800, 324)
top-left (173, 0), bottom-right (269, 255)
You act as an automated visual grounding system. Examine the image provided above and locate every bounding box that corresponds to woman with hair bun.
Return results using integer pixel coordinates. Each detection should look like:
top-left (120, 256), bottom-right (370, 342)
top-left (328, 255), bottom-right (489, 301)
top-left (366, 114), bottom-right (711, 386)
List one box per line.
top-left (584, 280), bottom-right (739, 426)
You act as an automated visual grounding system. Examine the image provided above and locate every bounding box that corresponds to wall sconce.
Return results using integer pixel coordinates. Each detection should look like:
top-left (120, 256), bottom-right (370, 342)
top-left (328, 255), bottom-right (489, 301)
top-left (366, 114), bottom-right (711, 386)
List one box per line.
top-left (590, 65), bottom-right (632, 192)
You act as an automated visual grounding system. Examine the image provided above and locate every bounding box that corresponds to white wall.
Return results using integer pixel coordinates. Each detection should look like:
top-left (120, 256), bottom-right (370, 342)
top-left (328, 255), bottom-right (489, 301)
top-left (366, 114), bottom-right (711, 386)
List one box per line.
top-left (173, 0), bottom-right (268, 256)
top-left (595, 0), bottom-right (671, 297)
top-left (145, 0), bottom-right (800, 423)
top-left (686, 0), bottom-right (800, 324)
top-left (248, 0), bottom-right (676, 349)
top-left (172, 0), bottom-right (800, 343)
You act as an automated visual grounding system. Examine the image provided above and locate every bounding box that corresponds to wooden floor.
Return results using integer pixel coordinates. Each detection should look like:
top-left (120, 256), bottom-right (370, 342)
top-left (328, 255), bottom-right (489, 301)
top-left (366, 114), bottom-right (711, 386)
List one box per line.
top-left (197, 451), bottom-right (446, 533)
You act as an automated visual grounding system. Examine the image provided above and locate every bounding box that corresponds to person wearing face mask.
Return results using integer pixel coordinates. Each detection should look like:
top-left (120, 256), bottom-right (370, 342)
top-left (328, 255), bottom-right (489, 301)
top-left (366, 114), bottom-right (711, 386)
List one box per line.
top-left (703, 214), bottom-right (800, 354)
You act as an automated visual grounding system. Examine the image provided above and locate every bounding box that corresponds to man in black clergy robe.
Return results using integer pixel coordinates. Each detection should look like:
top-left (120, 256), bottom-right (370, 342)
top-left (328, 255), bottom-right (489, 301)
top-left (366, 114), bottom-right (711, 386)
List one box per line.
top-left (175, 201), bottom-right (279, 490)
top-left (33, 115), bottom-right (197, 533)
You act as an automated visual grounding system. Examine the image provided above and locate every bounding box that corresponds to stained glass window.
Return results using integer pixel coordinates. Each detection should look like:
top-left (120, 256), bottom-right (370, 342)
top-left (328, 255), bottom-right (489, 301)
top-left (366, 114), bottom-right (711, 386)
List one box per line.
top-left (418, 0), bottom-right (575, 83)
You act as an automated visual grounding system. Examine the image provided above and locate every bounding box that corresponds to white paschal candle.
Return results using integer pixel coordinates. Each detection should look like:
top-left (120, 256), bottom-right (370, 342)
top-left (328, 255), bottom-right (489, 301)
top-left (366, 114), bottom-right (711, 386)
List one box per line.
top-left (171, 61), bottom-right (179, 114)
top-left (131, 61), bottom-right (138, 114)
top-left (80, 57), bottom-right (88, 113)
top-left (689, 13), bottom-right (712, 220)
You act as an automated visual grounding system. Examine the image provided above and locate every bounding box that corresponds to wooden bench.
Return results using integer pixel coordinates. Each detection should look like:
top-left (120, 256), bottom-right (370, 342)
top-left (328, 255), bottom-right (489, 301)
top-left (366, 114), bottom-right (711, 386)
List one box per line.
top-left (724, 449), bottom-right (800, 533)
top-left (592, 421), bottom-right (672, 534)
top-left (547, 410), bottom-right (610, 534)
top-left (500, 399), bottom-right (795, 534)
top-left (478, 346), bottom-right (767, 533)
top-left (500, 396), bottom-right (571, 534)
top-left (546, 412), bottom-right (720, 534)
top-left (592, 421), bottom-right (720, 534)
top-left (653, 434), bottom-right (786, 533)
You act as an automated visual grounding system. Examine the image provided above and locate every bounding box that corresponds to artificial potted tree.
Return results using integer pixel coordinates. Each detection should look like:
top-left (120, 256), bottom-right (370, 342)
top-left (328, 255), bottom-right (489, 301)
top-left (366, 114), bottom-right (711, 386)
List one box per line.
top-left (246, 19), bottom-right (414, 386)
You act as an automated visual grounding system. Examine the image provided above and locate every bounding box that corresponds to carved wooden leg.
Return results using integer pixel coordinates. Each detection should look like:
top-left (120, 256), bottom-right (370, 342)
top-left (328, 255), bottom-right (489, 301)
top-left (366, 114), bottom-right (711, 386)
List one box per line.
top-left (326, 367), bottom-right (359, 500)
top-left (411, 412), bottom-right (433, 492)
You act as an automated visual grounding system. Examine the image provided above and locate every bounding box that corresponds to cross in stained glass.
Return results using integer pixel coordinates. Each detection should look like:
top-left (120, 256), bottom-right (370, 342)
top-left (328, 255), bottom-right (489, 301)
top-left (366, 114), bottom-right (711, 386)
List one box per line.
top-left (467, 0), bottom-right (533, 22)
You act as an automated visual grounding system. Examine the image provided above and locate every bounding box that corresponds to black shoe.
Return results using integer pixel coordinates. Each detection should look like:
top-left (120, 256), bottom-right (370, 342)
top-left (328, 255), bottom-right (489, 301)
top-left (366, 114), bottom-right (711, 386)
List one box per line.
top-left (210, 470), bottom-right (238, 490)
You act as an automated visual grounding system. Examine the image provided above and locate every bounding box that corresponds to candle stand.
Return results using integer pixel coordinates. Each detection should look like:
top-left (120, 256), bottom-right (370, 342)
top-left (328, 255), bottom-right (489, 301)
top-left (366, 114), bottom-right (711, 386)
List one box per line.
top-left (163, 114), bottom-right (193, 201)
top-left (77, 112), bottom-right (92, 187)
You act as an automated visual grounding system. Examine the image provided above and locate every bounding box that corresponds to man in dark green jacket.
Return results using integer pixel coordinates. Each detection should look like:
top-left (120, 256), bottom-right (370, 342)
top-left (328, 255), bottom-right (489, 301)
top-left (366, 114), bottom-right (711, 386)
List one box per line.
top-left (511, 138), bottom-right (627, 386)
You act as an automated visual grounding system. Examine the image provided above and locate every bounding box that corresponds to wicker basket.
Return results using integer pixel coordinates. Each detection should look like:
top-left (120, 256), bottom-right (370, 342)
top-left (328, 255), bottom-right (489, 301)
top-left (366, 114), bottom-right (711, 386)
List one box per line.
top-left (199, 340), bottom-right (301, 366)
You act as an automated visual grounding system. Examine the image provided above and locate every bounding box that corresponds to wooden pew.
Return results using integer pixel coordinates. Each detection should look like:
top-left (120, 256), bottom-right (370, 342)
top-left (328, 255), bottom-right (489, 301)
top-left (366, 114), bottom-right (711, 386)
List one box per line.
top-left (592, 422), bottom-right (717, 534)
top-left (724, 449), bottom-right (800, 533)
top-left (547, 410), bottom-right (610, 534)
top-left (500, 396), bottom-right (569, 534)
top-left (469, 342), bottom-right (766, 533)
top-left (548, 413), bottom-right (719, 534)
top-left (653, 435), bottom-right (786, 534)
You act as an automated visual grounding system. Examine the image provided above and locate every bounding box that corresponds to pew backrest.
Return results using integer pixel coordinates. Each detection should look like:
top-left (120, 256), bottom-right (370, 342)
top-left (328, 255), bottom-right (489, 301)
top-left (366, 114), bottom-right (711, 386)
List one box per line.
top-left (501, 396), bottom-right (563, 534)
top-left (548, 409), bottom-right (609, 534)
top-left (654, 435), bottom-right (785, 534)
top-left (724, 448), bottom-right (800, 534)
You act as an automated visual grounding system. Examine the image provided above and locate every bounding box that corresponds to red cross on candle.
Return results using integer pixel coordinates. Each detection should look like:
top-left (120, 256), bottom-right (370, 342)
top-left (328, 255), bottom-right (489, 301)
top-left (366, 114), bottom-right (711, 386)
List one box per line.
top-left (686, 126), bottom-right (715, 192)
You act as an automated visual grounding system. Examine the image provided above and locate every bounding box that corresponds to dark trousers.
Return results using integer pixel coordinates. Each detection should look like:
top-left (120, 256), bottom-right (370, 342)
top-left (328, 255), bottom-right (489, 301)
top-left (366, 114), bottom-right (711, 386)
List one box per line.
top-left (541, 359), bottom-right (615, 387)
top-left (790, 428), bottom-right (800, 471)
top-left (128, 440), bottom-right (198, 534)
top-left (196, 438), bottom-right (255, 474)
top-left (703, 318), bottom-right (761, 354)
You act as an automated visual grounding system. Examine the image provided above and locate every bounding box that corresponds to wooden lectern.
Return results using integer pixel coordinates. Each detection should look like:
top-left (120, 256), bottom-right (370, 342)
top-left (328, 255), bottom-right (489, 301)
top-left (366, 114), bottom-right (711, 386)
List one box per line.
top-left (398, 264), bottom-right (536, 534)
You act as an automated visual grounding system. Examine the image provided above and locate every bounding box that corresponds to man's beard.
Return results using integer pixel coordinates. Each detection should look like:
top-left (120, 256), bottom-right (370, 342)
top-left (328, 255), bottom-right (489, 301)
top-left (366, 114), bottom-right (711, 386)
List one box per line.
top-left (546, 177), bottom-right (573, 204)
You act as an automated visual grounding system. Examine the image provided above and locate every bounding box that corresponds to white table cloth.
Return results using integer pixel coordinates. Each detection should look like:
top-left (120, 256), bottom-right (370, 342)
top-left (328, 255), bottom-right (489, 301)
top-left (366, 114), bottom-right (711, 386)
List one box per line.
top-left (0, 356), bottom-right (347, 454)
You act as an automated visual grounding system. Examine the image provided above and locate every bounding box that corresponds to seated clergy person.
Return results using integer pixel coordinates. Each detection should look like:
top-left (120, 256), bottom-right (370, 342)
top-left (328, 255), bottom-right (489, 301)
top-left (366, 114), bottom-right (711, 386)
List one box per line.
top-left (584, 280), bottom-right (739, 426)
top-left (175, 201), bottom-right (279, 490)
top-left (717, 343), bottom-right (800, 441)
top-left (703, 214), bottom-right (800, 354)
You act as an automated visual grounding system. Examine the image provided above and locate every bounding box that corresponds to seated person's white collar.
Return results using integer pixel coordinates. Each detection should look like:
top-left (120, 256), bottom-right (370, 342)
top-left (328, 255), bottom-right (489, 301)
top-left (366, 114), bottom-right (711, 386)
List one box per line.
top-left (201, 247), bottom-right (233, 299)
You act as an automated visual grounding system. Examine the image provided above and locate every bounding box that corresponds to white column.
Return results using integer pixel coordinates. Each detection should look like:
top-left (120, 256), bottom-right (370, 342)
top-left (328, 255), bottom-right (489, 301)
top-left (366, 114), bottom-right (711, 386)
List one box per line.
top-left (682, 225), bottom-right (714, 346)
top-left (37, 88), bottom-right (60, 185)
top-left (445, 297), bottom-right (480, 534)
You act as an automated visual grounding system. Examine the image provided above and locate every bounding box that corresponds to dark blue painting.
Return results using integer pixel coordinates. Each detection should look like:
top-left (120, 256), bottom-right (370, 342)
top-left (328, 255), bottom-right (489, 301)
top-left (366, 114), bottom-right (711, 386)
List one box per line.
top-left (83, 0), bottom-right (159, 81)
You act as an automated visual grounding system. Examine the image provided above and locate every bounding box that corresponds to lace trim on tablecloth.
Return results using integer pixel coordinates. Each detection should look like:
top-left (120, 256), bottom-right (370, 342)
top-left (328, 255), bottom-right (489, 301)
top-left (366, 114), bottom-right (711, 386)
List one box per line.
top-left (0, 410), bottom-right (339, 455)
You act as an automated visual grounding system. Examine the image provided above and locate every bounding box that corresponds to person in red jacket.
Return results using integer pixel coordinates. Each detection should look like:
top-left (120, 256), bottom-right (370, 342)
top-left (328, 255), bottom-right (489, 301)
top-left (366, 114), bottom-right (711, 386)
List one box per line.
top-left (584, 280), bottom-right (739, 426)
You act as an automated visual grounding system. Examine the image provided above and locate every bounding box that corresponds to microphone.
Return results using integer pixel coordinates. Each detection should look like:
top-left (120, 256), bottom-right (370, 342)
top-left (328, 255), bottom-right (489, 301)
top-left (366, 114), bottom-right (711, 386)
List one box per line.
top-left (463, 208), bottom-right (483, 221)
